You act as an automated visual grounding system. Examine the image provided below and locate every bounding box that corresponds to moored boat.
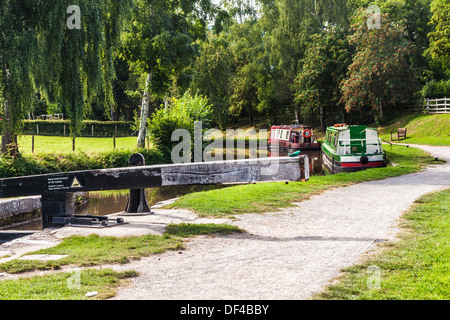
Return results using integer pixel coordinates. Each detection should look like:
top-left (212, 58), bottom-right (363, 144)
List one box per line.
top-left (268, 124), bottom-right (321, 157)
top-left (321, 124), bottom-right (387, 174)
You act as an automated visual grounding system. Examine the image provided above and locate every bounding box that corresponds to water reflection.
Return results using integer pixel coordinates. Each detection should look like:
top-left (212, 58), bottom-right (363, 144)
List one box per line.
top-left (75, 185), bottom-right (229, 216)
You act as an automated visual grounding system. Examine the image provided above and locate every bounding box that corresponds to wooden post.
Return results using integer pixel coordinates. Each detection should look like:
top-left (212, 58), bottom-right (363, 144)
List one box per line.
top-left (32, 135), bottom-right (35, 153)
top-left (113, 132), bottom-right (116, 149)
top-left (36, 124), bottom-right (39, 135)
top-left (91, 124), bottom-right (94, 137)
top-left (63, 125), bottom-right (66, 136)
top-left (72, 137), bottom-right (75, 152)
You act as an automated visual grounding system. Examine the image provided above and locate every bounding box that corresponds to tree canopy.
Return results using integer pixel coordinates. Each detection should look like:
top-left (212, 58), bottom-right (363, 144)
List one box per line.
top-left (1, 0), bottom-right (449, 154)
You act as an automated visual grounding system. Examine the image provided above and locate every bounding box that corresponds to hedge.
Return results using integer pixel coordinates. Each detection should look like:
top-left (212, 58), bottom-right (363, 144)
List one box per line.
top-left (0, 148), bottom-right (167, 178)
top-left (0, 120), bottom-right (136, 137)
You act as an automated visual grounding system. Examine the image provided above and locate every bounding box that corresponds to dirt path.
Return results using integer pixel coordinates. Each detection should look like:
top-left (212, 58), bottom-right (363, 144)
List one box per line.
top-left (110, 144), bottom-right (450, 300)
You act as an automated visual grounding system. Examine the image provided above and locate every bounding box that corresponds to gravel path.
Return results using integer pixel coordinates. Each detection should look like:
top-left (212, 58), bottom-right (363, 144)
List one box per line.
top-left (111, 144), bottom-right (450, 300)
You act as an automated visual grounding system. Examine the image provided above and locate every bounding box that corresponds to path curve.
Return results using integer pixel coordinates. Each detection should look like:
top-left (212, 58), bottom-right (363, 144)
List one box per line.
top-left (112, 144), bottom-right (450, 300)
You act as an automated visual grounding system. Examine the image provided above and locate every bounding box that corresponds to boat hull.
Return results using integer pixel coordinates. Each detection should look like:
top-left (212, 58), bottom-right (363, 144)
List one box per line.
top-left (322, 152), bottom-right (386, 174)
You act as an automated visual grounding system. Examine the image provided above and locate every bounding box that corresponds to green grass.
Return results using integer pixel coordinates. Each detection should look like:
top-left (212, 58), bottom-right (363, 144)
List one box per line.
top-left (17, 135), bottom-right (139, 154)
top-left (0, 233), bottom-right (184, 274)
top-left (166, 145), bottom-right (444, 217)
top-left (0, 223), bottom-right (243, 273)
top-left (165, 223), bottom-right (244, 237)
top-left (0, 269), bottom-right (138, 300)
top-left (0, 222), bottom-right (243, 299)
top-left (378, 113), bottom-right (450, 146)
top-left (315, 188), bottom-right (450, 300)
top-left (0, 223), bottom-right (242, 274)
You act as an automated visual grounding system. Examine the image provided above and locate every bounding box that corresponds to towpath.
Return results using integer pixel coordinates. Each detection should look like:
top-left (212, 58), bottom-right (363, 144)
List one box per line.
top-left (111, 144), bottom-right (450, 299)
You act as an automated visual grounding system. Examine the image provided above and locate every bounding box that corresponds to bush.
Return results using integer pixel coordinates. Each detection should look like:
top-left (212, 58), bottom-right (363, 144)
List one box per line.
top-left (420, 79), bottom-right (450, 98)
top-left (0, 148), bottom-right (166, 178)
top-left (147, 92), bottom-right (213, 160)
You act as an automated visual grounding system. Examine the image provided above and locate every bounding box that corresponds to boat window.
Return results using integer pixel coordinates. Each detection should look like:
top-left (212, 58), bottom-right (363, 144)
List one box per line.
top-left (274, 129), bottom-right (280, 139)
top-left (284, 130), bottom-right (290, 140)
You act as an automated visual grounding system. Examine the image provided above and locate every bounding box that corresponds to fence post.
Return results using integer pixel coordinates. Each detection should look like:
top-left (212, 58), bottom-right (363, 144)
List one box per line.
top-left (426, 98), bottom-right (430, 113)
top-left (91, 124), bottom-right (94, 137)
top-left (72, 137), bottom-right (75, 152)
top-left (32, 135), bottom-right (35, 153)
top-left (36, 124), bottom-right (39, 135)
top-left (63, 125), bottom-right (66, 137)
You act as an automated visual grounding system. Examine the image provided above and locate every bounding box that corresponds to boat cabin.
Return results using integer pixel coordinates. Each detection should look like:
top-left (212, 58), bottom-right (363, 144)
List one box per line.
top-left (268, 125), bottom-right (321, 157)
top-left (321, 124), bottom-right (386, 174)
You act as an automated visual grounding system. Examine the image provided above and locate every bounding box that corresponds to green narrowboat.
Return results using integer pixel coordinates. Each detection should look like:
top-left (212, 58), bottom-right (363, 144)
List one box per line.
top-left (321, 124), bottom-right (387, 174)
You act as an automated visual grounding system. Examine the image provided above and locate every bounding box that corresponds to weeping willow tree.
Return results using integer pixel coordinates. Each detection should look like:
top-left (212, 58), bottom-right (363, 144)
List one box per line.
top-left (0, 0), bottom-right (129, 155)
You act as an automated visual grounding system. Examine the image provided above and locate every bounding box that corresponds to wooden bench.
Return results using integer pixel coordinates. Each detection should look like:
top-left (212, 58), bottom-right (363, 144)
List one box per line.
top-left (391, 128), bottom-right (407, 141)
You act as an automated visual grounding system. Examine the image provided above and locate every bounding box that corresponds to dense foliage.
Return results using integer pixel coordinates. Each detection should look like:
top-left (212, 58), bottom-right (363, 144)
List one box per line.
top-left (0, 148), bottom-right (165, 178)
top-left (146, 92), bottom-right (213, 160)
top-left (1, 0), bottom-right (449, 152)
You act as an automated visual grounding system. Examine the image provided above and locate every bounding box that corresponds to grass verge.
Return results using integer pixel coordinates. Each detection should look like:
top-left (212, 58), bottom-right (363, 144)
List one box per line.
top-left (314, 188), bottom-right (450, 300)
top-left (0, 269), bottom-right (138, 300)
top-left (378, 113), bottom-right (450, 146)
top-left (166, 144), bottom-right (444, 217)
top-left (0, 223), bottom-right (243, 299)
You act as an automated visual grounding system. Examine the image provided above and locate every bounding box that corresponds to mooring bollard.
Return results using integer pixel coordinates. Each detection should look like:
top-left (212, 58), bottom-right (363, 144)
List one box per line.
top-left (123, 153), bottom-right (152, 215)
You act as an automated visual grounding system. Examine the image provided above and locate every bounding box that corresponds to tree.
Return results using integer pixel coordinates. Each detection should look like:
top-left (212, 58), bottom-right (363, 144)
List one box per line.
top-left (427, 0), bottom-right (450, 70)
top-left (294, 27), bottom-right (353, 132)
top-left (0, 0), bottom-right (128, 155)
top-left (258, 0), bottom-right (352, 113)
top-left (120, 0), bottom-right (221, 148)
top-left (227, 18), bottom-right (265, 126)
top-left (340, 9), bottom-right (419, 121)
top-left (190, 35), bottom-right (234, 128)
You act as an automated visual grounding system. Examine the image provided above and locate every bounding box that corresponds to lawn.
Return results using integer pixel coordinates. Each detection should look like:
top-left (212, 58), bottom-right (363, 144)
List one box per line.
top-left (17, 135), bottom-right (139, 154)
top-left (315, 188), bottom-right (450, 300)
top-left (166, 144), bottom-right (444, 217)
top-left (378, 113), bottom-right (450, 146)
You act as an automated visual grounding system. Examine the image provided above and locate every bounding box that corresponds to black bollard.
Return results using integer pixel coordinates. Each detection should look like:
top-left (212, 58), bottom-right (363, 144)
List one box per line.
top-left (123, 153), bottom-right (152, 215)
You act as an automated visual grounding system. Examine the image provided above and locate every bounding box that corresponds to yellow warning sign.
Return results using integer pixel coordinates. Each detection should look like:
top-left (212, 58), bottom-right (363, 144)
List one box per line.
top-left (71, 177), bottom-right (82, 188)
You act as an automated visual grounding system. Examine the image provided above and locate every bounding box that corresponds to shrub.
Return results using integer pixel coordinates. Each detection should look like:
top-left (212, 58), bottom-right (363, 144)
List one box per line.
top-left (146, 92), bottom-right (213, 160)
top-left (420, 79), bottom-right (450, 98)
top-left (0, 148), bottom-right (166, 178)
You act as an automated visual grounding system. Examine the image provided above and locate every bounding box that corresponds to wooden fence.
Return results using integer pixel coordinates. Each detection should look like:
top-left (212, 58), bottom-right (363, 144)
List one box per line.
top-left (423, 98), bottom-right (450, 114)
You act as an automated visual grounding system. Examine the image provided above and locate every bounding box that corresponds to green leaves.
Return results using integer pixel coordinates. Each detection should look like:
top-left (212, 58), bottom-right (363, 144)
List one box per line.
top-left (0, 0), bottom-right (129, 144)
top-left (340, 9), bottom-right (419, 119)
top-left (427, 0), bottom-right (450, 70)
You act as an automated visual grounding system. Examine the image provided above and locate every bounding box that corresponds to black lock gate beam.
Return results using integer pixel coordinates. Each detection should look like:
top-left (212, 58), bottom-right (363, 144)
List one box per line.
top-left (0, 155), bottom-right (309, 228)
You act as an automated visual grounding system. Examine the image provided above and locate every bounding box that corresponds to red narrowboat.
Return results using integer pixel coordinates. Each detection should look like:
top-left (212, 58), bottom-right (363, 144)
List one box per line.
top-left (268, 125), bottom-right (321, 157)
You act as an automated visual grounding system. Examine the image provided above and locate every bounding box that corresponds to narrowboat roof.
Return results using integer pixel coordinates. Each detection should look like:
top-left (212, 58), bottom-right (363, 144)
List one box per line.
top-left (326, 124), bottom-right (378, 132)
